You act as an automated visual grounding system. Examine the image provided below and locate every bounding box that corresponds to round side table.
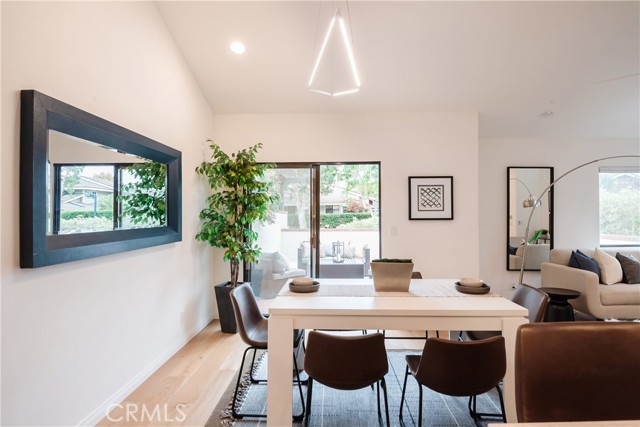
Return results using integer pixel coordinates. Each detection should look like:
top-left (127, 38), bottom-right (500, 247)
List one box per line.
top-left (540, 287), bottom-right (582, 322)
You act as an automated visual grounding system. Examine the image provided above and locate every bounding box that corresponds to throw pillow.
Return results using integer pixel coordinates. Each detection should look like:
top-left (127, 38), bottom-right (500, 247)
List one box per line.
top-left (616, 253), bottom-right (640, 284)
top-left (272, 252), bottom-right (287, 274)
top-left (300, 241), bottom-right (310, 259)
top-left (343, 243), bottom-right (356, 259)
top-left (593, 248), bottom-right (623, 285)
top-left (568, 250), bottom-right (601, 281)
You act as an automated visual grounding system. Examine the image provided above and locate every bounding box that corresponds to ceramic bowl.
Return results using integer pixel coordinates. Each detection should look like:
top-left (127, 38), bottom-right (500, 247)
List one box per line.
top-left (459, 278), bottom-right (484, 287)
top-left (291, 277), bottom-right (315, 286)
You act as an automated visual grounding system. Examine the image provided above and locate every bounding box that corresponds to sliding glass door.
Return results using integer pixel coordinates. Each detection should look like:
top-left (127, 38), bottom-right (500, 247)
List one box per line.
top-left (250, 162), bottom-right (380, 298)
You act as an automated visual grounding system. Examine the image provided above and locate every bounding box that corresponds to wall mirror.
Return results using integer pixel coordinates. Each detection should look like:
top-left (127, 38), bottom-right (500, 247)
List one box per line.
top-left (507, 167), bottom-right (554, 271)
top-left (21, 90), bottom-right (182, 268)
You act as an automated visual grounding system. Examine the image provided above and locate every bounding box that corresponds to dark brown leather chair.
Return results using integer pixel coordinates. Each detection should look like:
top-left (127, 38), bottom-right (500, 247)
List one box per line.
top-left (230, 283), bottom-right (305, 420)
top-left (400, 336), bottom-right (506, 427)
top-left (411, 271), bottom-right (423, 279)
top-left (303, 331), bottom-right (390, 426)
top-left (462, 283), bottom-right (549, 341)
top-left (516, 321), bottom-right (640, 423)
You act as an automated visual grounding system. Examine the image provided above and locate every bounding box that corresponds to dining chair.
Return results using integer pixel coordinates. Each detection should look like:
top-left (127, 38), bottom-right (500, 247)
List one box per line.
top-left (516, 321), bottom-right (640, 423)
top-left (303, 331), bottom-right (390, 426)
top-left (400, 335), bottom-right (506, 427)
top-left (460, 283), bottom-right (549, 341)
top-left (230, 283), bottom-right (305, 420)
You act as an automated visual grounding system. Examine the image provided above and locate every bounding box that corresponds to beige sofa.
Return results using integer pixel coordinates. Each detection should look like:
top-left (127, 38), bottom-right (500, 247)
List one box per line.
top-left (541, 248), bottom-right (640, 320)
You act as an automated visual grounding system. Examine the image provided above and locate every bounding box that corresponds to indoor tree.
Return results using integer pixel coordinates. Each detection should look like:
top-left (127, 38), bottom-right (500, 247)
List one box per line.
top-left (195, 141), bottom-right (278, 288)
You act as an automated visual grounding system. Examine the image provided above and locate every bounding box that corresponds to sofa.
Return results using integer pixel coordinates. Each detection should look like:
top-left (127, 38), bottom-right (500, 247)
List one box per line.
top-left (541, 248), bottom-right (640, 320)
top-left (509, 243), bottom-right (550, 270)
top-left (251, 251), bottom-right (306, 299)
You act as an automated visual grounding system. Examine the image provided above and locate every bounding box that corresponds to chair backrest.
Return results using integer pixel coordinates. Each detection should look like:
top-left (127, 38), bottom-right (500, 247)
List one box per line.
top-left (230, 283), bottom-right (268, 348)
top-left (415, 336), bottom-right (505, 397)
top-left (512, 284), bottom-right (550, 322)
top-left (304, 331), bottom-right (388, 390)
top-left (411, 271), bottom-right (423, 279)
top-left (516, 322), bottom-right (640, 422)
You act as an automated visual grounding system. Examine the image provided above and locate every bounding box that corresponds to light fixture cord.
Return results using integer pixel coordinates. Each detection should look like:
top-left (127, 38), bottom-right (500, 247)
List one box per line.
top-left (518, 155), bottom-right (640, 285)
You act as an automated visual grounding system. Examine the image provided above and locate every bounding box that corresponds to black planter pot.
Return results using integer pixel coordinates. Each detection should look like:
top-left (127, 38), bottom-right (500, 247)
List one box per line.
top-left (214, 282), bottom-right (238, 334)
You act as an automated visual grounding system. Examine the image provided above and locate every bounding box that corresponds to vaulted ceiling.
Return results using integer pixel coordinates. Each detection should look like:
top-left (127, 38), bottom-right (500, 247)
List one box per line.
top-left (156, 1), bottom-right (639, 139)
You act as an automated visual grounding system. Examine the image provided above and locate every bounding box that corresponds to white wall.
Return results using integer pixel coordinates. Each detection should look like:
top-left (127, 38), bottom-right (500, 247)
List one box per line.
top-left (211, 112), bottom-right (480, 279)
top-left (1, 2), bottom-right (216, 425)
top-left (480, 138), bottom-right (640, 293)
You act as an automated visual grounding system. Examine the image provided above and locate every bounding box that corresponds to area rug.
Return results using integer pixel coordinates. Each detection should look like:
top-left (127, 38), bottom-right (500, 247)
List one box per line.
top-left (206, 350), bottom-right (504, 427)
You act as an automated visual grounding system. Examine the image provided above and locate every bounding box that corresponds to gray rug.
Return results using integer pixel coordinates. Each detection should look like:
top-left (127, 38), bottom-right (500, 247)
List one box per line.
top-left (207, 350), bottom-right (504, 427)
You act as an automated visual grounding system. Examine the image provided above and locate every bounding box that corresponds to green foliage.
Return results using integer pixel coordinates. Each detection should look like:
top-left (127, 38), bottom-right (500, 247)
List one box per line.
top-left (195, 141), bottom-right (279, 287)
top-left (372, 258), bottom-right (413, 263)
top-left (61, 166), bottom-right (83, 195)
top-left (528, 229), bottom-right (543, 244)
top-left (320, 213), bottom-right (371, 228)
top-left (600, 188), bottom-right (640, 236)
top-left (336, 216), bottom-right (379, 229)
top-left (59, 215), bottom-right (113, 233)
top-left (120, 162), bottom-right (167, 226)
top-left (599, 172), bottom-right (640, 239)
top-left (320, 164), bottom-right (379, 200)
top-left (60, 210), bottom-right (113, 220)
top-left (345, 198), bottom-right (366, 213)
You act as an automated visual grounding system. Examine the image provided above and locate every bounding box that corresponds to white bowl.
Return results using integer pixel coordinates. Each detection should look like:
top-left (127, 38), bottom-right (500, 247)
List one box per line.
top-left (459, 278), bottom-right (484, 288)
top-left (291, 277), bottom-right (314, 287)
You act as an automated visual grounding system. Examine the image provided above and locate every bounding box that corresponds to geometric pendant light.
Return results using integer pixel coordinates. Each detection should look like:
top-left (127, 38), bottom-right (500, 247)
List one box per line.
top-left (308, 2), bottom-right (361, 96)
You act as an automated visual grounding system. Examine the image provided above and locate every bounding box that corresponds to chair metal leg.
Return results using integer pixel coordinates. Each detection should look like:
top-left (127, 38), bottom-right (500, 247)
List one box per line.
top-left (467, 385), bottom-right (506, 426)
top-left (249, 348), bottom-right (264, 384)
top-left (292, 351), bottom-right (305, 421)
top-left (399, 365), bottom-right (410, 421)
top-left (496, 384), bottom-right (507, 423)
top-left (304, 378), bottom-right (313, 426)
top-left (231, 346), bottom-right (253, 419)
top-left (380, 377), bottom-right (390, 427)
top-left (417, 383), bottom-right (423, 427)
top-left (376, 381), bottom-right (381, 417)
top-left (232, 346), bottom-right (305, 420)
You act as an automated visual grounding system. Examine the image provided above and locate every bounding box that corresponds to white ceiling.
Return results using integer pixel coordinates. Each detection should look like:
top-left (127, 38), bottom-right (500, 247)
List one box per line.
top-left (156, 1), bottom-right (640, 139)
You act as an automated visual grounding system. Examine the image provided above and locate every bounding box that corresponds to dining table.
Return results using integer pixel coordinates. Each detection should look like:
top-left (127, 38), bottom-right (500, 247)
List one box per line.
top-left (266, 278), bottom-right (528, 427)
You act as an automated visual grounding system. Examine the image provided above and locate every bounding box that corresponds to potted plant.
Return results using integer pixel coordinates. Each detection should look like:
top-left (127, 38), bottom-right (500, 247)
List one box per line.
top-left (195, 141), bottom-right (278, 333)
top-left (370, 258), bottom-right (414, 292)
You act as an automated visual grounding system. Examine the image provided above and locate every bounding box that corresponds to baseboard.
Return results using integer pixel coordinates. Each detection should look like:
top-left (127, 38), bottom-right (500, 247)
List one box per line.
top-left (77, 317), bottom-right (213, 426)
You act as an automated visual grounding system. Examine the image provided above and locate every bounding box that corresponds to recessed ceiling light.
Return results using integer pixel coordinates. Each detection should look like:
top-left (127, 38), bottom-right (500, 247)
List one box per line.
top-left (230, 41), bottom-right (246, 55)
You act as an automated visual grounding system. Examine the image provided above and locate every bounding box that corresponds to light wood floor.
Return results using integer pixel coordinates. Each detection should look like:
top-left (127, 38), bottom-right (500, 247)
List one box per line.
top-left (97, 305), bottom-right (427, 426)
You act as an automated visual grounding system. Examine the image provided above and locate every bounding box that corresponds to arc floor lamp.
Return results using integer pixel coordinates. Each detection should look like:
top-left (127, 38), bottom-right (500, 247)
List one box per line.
top-left (518, 155), bottom-right (640, 285)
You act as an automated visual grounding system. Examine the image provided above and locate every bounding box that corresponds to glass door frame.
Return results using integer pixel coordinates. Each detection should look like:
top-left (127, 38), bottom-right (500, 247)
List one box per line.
top-left (246, 161), bottom-right (382, 281)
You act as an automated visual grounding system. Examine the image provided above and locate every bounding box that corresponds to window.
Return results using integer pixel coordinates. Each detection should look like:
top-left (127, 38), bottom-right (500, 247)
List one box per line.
top-left (52, 162), bottom-right (167, 234)
top-left (599, 167), bottom-right (640, 246)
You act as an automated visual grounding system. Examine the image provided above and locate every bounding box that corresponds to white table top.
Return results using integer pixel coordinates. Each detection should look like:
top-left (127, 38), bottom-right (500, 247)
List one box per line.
top-left (269, 278), bottom-right (527, 318)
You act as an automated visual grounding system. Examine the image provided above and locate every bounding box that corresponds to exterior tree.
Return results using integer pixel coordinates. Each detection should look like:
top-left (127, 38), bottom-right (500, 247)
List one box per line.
top-left (120, 161), bottom-right (167, 226)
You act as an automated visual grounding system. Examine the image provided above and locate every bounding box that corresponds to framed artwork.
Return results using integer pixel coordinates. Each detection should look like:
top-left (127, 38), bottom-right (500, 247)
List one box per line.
top-left (408, 176), bottom-right (454, 220)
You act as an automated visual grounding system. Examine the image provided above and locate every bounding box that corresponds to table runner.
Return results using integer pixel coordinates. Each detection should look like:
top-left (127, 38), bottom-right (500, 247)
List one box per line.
top-left (280, 281), bottom-right (499, 297)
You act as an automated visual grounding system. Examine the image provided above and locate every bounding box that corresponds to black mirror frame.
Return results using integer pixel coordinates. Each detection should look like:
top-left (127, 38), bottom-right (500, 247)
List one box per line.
top-left (506, 166), bottom-right (554, 271)
top-left (20, 90), bottom-right (182, 268)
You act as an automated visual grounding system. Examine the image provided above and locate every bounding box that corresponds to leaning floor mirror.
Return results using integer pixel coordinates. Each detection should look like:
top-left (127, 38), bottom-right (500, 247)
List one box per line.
top-left (507, 167), bottom-right (554, 271)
